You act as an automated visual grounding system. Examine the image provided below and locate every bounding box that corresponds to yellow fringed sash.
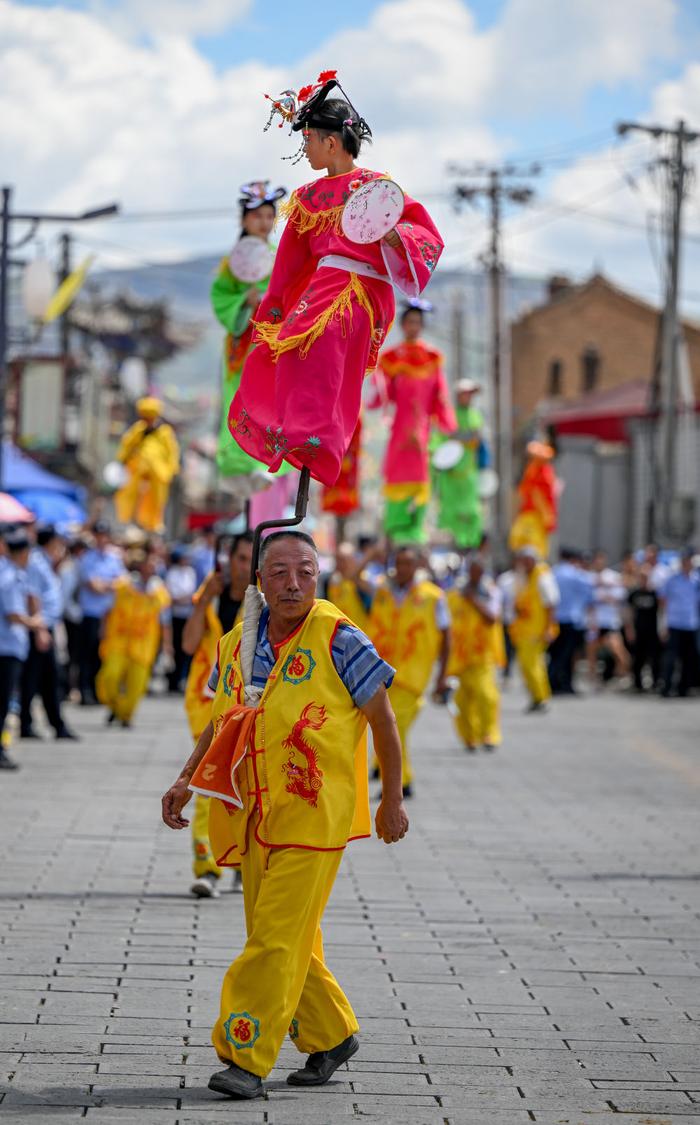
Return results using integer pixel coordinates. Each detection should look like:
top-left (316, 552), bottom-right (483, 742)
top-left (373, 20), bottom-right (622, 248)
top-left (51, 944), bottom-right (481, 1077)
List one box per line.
top-left (253, 272), bottom-right (376, 360)
top-left (383, 481), bottom-right (431, 504)
top-left (279, 193), bottom-right (345, 235)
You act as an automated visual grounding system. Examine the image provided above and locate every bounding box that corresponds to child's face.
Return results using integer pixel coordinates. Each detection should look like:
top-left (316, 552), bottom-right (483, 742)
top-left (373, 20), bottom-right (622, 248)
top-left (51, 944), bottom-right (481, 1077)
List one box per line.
top-left (242, 204), bottom-right (275, 239)
top-left (303, 128), bottom-right (333, 170)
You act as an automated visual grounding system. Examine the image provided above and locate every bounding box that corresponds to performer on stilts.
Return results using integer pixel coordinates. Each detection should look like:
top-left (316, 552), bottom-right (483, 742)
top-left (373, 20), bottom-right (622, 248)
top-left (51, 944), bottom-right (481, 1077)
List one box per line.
top-left (371, 299), bottom-right (456, 544)
top-left (434, 379), bottom-right (486, 551)
top-left (212, 181), bottom-right (287, 480)
top-left (228, 71), bottom-right (444, 487)
top-left (509, 440), bottom-right (559, 562)
top-left (114, 397), bottom-right (180, 533)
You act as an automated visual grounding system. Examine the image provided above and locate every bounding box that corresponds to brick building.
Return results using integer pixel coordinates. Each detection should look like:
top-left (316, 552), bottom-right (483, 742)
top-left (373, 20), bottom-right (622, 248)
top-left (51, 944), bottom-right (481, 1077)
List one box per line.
top-left (510, 272), bottom-right (700, 436)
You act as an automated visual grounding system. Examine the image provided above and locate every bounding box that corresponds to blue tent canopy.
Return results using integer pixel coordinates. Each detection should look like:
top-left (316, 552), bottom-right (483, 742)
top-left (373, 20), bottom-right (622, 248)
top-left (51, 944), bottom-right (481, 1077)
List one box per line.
top-left (2, 442), bottom-right (87, 528)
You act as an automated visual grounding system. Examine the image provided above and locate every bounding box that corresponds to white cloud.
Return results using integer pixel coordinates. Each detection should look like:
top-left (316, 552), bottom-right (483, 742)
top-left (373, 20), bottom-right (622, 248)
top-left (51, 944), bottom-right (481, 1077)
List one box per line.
top-left (0, 0), bottom-right (693, 305)
top-left (89, 0), bottom-right (251, 39)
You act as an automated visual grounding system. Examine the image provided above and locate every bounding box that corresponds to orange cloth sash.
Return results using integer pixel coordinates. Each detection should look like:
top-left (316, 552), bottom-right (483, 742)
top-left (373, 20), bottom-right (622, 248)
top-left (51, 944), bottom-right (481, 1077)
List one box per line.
top-left (188, 705), bottom-right (257, 809)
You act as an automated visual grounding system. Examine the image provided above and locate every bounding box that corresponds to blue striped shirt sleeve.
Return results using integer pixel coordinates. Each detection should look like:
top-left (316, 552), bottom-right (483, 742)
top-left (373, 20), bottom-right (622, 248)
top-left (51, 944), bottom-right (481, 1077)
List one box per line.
top-left (331, 622), bottom-right (395, 707)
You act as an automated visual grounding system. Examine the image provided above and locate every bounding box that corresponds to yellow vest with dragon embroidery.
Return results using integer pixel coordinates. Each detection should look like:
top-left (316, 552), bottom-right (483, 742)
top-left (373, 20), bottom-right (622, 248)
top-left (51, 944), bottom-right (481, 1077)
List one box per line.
top-left (207, 599), bottom-right (371, 865)
top-left (447, 589), bottom-right (505, 673)
top-left (369, 579), bottom-right (442, 698)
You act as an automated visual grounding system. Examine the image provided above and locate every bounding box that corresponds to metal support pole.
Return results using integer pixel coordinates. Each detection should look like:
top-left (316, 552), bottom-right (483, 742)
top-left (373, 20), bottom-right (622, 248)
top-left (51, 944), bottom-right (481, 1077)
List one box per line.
top-left (250, 467), bottom-right (311, 582)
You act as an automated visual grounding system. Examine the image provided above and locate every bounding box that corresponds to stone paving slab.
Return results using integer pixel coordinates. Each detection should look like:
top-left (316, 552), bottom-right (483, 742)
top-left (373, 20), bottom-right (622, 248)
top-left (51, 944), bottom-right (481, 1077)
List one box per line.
top-left (1, 684), bottom-right (699, 1121)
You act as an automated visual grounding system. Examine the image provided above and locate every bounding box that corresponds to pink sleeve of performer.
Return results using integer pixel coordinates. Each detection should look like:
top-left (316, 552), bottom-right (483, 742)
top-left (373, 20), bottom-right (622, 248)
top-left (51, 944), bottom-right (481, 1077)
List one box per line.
top-left (380, 196), bottom-right (444, 297)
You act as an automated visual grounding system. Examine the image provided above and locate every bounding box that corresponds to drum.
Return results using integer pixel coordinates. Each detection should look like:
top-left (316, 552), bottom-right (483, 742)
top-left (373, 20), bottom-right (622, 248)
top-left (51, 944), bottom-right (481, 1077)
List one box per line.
top-left (228, 237), bottom-right (274, 283)
top-left (341, 178), bottom-right (405, 244)
top-left (478, 468), bottom-right (499, 499)
top-left (431, 440), bottom-right (464, 471)
top-left (103, 461), bottom-right (128, 489)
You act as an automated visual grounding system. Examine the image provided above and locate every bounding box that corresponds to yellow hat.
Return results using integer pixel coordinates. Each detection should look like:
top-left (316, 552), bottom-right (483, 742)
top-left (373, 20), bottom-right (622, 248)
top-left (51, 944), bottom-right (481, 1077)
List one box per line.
top-left (137, 396), bottom-right (163, 419)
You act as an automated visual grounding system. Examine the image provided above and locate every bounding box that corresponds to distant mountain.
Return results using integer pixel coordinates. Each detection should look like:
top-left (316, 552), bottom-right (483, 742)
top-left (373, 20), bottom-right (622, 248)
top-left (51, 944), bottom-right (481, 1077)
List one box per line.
top-left (92, 255), bottom-right (547, 395)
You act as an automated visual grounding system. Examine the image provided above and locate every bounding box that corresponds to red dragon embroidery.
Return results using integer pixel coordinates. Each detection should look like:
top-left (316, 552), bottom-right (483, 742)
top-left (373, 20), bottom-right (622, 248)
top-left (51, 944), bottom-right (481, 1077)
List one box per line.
top-left (281, 702), bottom-right (327, 807)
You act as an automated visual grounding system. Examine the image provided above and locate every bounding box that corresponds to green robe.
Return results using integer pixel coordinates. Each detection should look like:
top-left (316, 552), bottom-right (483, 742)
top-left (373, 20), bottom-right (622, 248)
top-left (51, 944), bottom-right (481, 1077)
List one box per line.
top-left (211, 260), bottom-right (269, 477)
top-left (434, 405), bottom-right (484, 549)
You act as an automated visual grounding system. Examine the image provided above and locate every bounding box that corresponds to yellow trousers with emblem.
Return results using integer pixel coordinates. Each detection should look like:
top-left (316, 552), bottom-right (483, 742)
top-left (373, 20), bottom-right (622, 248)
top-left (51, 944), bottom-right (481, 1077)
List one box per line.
top-left (96, 654), bottom-right (150, 723)
top-left (212, 834), bottom-right (358, 1077)
top-left (453, 665), bottom-right (501, 747)
top-left (191, 794), bottom-right (222, 879)
top-left (515, 640), bottom-right (551, 705)
top-left (372, 684), bottom-right (421, 788)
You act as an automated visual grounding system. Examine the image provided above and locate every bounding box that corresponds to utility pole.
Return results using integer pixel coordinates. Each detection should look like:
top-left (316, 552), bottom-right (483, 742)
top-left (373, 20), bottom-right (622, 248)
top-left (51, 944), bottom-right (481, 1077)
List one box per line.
top-left (450, 163), bottom-right (539, 555)
top-left (58, 231), bottom-right (72, 357)
top-left (617, 119), bottom-right (699, 541)
top-left (0, 188), bottom-right (118, 488)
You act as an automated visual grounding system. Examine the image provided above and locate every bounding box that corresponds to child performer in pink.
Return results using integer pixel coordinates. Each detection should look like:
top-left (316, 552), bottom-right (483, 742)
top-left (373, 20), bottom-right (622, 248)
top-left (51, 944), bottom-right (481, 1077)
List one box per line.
top-left (229, 73), bottom-right (444, 488)
top-left (371, 299), bottom-right (456, 543)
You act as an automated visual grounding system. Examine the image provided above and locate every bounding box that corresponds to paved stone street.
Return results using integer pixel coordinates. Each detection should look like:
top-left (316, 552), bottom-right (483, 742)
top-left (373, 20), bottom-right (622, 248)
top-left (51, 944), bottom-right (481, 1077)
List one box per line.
top-left (1, 681), bottom-right (699, 1124)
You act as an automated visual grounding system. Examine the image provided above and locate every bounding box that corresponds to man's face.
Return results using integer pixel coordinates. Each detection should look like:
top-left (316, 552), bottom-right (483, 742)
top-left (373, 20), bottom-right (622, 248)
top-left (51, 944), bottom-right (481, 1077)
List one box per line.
top-left (140, 555), bottom-right (157, 582)
top-left (12, 548), bottom-right (30, 570)
top-left (457, 389), bottom-right (476, 409)
top-left (95, 532), bottom-right (110, 552)
top-left (394, 549), bottom-right (418, 587)
top-left (468, 560), bottom-right (484, 585)
top-left (259, 539), bottom-right (319, 626)
top-left (229, 540), bottom-right (253, 587)
top-left (681, 555), bottom-right (693, 575)
top-left (335, 544), bottom-right (355, 579)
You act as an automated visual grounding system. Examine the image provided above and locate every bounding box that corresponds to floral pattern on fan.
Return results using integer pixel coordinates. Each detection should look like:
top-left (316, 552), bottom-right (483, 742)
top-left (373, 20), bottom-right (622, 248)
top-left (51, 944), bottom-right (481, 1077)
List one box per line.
top-left (341, 178), bottom-right (405, 245)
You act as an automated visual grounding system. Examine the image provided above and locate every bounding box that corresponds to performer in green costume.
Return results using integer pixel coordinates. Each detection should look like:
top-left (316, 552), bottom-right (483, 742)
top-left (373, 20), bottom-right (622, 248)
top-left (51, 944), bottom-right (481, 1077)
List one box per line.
top-left (212, 182), bottom-right (286, 477)
top-left (434, 379), bottom-right (485, 549)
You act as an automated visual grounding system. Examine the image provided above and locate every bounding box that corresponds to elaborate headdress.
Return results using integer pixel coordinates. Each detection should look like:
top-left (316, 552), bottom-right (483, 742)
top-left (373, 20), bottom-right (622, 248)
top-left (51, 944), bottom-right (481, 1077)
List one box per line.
top-left (264, 70), bottom-right (372, 164)
top-left (402, 298), bottom-right (434, 315)
top-left (238, 181), bottom-right (287, 212)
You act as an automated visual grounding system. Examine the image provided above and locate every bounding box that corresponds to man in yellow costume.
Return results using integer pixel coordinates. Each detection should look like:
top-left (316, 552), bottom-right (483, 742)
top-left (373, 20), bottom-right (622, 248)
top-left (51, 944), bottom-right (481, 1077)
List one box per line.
top-left (369, 545), bottom-right (450, 796)
top-left (161, 531), bottom-right (407, 1100)
top-left (510, 546), bottom-right (560, 713)
top-left (324, 541), bottom-right (375, 631)
top-left (448, 554), bottom-right (505, 752)
top-left (96, 548), bottom-right (172, 727)
top-left (114, 397), bottom-right (180, 533)
top-left (181, 531), bottom-right (253, 899)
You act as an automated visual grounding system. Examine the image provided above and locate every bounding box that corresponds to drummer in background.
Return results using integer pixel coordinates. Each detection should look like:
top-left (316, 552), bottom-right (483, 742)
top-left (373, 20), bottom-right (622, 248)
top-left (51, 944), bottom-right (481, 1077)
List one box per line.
top-left (369, 299), bottom-right (456, 544)
top-left (211, 181), bottom-right (286, 479)
top-left (434, 379), bottom-right (485, 553)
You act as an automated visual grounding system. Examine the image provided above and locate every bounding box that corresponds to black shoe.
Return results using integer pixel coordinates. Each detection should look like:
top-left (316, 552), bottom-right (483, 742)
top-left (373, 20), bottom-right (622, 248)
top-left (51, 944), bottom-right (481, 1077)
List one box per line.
top-left (370, 766), bottom-right (380, 781)
top-left (402, 784), bottom-right (413, 799)
top-left (208, 1062), bottom-right (263, 1099)
top-left (80, 694), bottom-right (98, 707)
top-left (120, 719), bottom-right (132, 729)
top-left (106, 712), bottom-right (117, 726)
top-left (482, 743), bottom-right (497, 752)
top-left (20, 727), bottom-right (42, 740)
top-left (287, 1033), bottom-right (359, 1087)
top-left (0, 750), bottom-right (20, 771)
top-left (55, 727), bottom-right (80, 741)
top-left (525, 701), bottom-right (548, 714)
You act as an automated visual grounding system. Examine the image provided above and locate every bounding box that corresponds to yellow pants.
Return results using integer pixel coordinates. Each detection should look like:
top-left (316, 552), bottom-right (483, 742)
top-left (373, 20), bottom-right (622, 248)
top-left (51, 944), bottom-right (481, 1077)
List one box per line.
top-left (453, 665), bottom-right (501, 747)
top-left (212, 836), bottom-right (357, 1077)
top-left (376, 684), bottom-right (421, 787)
top-left (96, 653), bottom-right (150, 722)
top-left (515, 640), bottom-right (551, 705)
top-left (115, 473), bottom-right (169, 533)
top-left (192, 794), bottom-right (222, 879)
